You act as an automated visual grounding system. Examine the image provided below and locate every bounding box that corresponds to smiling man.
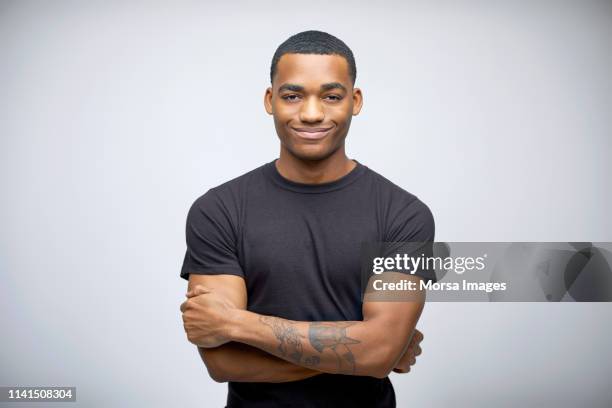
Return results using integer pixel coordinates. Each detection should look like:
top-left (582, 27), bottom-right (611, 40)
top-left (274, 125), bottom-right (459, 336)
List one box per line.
top-left (180, 30), bottom-right (433, 408)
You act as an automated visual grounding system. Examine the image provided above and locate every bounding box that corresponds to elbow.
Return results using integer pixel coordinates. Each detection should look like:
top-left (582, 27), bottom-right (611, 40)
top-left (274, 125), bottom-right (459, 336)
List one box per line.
top-left (205, 359), bottom-right (229, 383)
top-left (368, 363), bottom-right (394, 380)
top-left (362, 343), bottom-right (399, 379)
top-left (208, 369), bottom-right (229, 383)
top-left (198, 348), bottom-right (229, 383)
top-left (370, 367), bottom-right (393, 380)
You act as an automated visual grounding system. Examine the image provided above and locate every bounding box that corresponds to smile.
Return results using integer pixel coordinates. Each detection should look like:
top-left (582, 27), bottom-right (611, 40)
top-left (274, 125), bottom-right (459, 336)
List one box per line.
top-left (291, 127), bottom-right (334, 140)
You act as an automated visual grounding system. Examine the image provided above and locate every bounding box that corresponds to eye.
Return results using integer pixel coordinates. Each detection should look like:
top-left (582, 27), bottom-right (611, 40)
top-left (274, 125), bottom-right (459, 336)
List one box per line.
top-left (281, 94), bottom-right (301, 102)
top-left (324, 94), bottom-right (343, 102)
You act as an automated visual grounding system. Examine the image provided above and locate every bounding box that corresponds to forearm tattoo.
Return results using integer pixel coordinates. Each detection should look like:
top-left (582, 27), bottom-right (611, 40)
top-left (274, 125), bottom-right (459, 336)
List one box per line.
top-left (259, 316), bottom-right (304, 363)
top-left (258, 316), bottom-right (361, 374)
top-left (309, 322), bottom-right (360, 374)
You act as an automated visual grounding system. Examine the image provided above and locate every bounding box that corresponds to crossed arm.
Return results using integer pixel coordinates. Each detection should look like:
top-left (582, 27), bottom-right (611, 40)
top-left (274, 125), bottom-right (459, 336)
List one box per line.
top-left (181, 273), bottom-right (425, 382)
top-left (186, 274), bottom-right (321, 383)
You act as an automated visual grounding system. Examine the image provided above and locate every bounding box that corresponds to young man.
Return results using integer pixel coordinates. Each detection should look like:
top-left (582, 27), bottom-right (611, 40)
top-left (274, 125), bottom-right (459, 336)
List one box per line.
top-left (180, 30), bottom-right (433, 408)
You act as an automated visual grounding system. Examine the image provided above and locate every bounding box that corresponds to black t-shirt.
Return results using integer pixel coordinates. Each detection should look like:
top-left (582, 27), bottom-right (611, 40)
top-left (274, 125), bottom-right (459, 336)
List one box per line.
top-left (180, 159), bottom-right (435, 408)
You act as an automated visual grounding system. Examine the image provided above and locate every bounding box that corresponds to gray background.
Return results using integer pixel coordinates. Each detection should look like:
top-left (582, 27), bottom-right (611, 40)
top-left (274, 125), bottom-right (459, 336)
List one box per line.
top-left (1, 1), bottom-right (611, 407)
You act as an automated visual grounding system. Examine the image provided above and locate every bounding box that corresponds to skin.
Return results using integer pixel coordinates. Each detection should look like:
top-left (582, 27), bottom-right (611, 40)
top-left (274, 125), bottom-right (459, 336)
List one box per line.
top-left (181, 52), bottom-right (425, 382)
top-left (185, 274), bottom-right (324, 383)
top-left (264, 53), bottom-right (363, 184)
top-left (181, 273), bottom-right (425, 378)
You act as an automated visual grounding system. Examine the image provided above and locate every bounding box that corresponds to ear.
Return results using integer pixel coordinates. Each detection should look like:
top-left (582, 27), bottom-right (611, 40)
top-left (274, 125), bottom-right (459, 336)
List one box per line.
top-left (264, 87), bottom-right (273, 115)
top-left (352, 87), bottom-right (363, 116)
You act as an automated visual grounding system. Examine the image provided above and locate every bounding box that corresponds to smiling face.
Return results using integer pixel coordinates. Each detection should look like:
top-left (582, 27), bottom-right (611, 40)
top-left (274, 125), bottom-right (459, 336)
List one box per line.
top-left (265, 53), bottom-right (363, 162)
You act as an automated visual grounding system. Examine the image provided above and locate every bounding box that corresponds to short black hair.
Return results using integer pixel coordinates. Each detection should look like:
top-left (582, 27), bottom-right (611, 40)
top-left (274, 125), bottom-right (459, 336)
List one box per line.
top-left (270, 30), bottom-right (357, 85)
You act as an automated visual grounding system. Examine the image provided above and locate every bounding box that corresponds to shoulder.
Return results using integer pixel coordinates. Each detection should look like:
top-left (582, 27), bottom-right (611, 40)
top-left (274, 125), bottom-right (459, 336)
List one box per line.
top-left (366, 167), bottom-right (416, 199)
top-left (186, 163), bottom-right (268, 232)
top-left (189, 163), bottom-right (267, 211)
top-left (364, 165), bottom-right (435, 240)
top-left (365, 166), bottom-right (431, 211)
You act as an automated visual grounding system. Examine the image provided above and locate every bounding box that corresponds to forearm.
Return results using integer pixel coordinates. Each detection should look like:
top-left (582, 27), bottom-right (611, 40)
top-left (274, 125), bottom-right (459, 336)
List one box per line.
top-left (198, 341), bottom-right (322, 383)
top-left (228, 311), bottom-right (408, 378)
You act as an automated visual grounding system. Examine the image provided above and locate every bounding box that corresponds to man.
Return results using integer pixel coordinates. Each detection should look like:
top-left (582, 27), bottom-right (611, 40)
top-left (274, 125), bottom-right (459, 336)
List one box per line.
top-left (180, 30), bottom-right (433, 407)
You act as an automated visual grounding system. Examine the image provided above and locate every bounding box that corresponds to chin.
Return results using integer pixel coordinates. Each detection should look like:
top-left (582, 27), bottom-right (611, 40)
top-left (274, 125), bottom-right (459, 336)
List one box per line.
top-left (288, 145), bottom-right (339, 162)
top-left (279, 130), bottom-right (346, 162)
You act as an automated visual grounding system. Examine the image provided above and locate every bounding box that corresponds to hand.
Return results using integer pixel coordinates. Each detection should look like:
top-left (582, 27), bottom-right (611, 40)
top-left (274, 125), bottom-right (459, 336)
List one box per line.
top-left (393, 329), bottom-right (423, 373)
top-left (180, 285), bottom-right (236, 348)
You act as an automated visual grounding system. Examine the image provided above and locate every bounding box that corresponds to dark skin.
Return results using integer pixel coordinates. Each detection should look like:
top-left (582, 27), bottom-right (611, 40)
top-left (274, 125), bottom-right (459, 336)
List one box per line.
top-left (181, 53), bottom-right (424, 383)
top-left (264, 53), bottom-right (363, 183)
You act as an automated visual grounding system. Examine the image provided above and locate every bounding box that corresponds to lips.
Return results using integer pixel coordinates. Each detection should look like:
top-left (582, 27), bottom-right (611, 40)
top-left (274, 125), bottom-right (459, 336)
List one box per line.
top-left (291, 126), bottom-right (334, 140)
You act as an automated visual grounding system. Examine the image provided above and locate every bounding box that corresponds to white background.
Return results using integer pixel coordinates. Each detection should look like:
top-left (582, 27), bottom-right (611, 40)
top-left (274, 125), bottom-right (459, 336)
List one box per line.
top-left (1, 1), bottom-right (611, 407)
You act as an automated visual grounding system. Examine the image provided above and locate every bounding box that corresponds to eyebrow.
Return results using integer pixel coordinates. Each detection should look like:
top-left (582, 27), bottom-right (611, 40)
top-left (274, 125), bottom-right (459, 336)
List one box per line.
top-left (278, 82), bottom-right (347, 93)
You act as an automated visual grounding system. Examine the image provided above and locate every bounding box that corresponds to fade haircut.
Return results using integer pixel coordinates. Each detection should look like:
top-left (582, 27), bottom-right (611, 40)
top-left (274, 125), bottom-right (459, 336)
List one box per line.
top-left (270, 30), bottom-right (357, 85)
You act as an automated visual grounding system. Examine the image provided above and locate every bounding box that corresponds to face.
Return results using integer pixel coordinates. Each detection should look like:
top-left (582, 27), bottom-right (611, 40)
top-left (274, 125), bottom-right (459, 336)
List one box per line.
top-left (264, 53), bottom-right (363, 161)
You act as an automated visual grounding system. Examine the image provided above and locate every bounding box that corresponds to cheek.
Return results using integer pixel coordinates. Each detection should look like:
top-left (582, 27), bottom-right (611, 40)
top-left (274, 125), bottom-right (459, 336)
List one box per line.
top-left (329, 113), bottom-right (351, 131)
top-left (327, 103), bottom-right (352, 120)
top-left (272, 101), bottom-right (299, 119)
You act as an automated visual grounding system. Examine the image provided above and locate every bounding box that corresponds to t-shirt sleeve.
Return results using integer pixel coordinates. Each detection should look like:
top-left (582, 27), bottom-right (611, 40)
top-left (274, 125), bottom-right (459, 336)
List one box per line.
top-left (385, 196), bottom-right (435, 243)
top-left (384, 196), bottom-right (437, 283)
top-left (180, 189), bottom-right (244, 281)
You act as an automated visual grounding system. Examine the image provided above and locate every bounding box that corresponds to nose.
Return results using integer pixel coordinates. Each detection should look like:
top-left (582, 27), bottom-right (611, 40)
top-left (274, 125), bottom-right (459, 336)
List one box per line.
top-left (299, 96), bottom-right (325, 123)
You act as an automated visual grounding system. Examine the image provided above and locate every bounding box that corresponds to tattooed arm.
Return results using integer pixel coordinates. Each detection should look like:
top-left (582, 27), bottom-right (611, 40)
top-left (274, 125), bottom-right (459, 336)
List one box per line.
top-left (184, 274), bottom-right (323, 383)
top-left (220, 273), bottom-right (426, 378)
top-left (197, 341), bottom-right (323, 383)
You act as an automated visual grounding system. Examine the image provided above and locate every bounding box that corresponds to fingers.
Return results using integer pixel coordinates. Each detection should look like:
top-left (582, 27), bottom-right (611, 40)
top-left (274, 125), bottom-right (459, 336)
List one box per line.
top-left (395, 356), bottom-right (417, 374)
top-left (411, 329), bottom-right (424, 344)
top-left (408, 329), bottom-right (424, 351)
top-left (180, 284), bottom-right (215, 316)
top-left (395, 331), bottom-right (424, 374)
top-left (181, 285), bottom-right (211, 314)
top-left (185, 285), bottom-right (211, 298)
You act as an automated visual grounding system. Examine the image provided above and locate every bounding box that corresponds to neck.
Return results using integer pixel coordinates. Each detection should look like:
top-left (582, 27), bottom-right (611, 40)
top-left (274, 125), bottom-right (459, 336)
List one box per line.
top-left (276, 147), bottom-right (356, 184)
